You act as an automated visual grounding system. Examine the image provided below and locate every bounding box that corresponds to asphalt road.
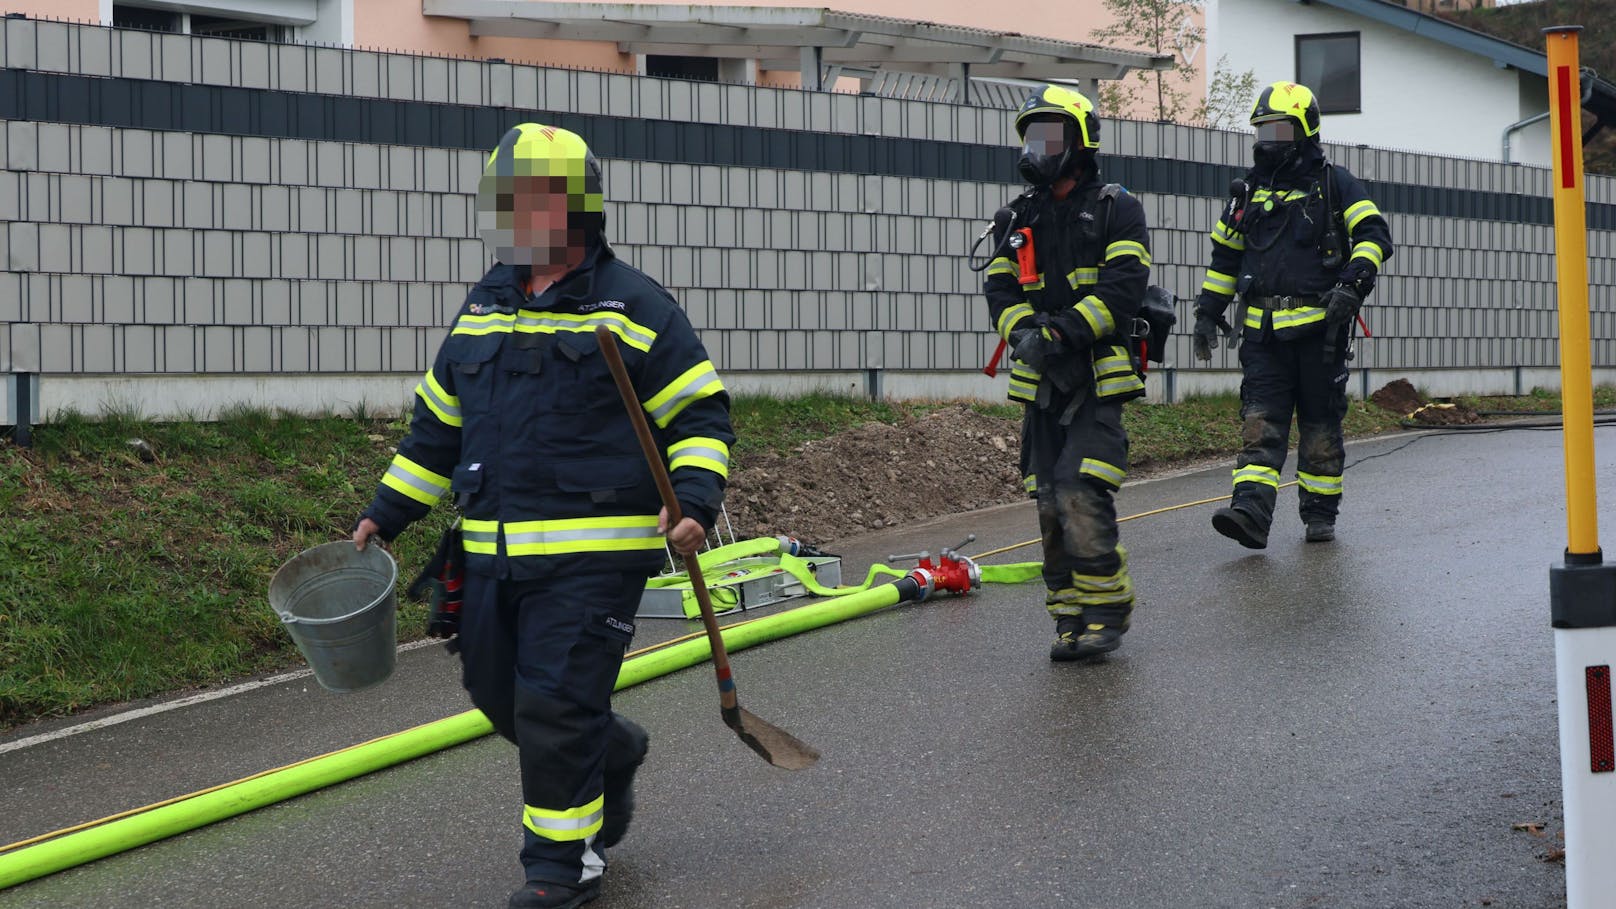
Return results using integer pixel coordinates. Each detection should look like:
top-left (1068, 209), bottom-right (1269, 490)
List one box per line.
top-left (0, 425), bottom-right (1587, 909)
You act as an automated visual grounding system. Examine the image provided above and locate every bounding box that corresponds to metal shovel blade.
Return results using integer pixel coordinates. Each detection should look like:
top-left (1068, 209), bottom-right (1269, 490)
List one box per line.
top-left (723, 705), bottom-right (820, 770)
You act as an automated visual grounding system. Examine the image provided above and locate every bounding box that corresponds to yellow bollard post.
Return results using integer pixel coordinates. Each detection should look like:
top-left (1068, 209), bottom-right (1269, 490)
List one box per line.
top-left (1547, 26), bottom-right (1599, 556)
top-left (1544, 25), bottom-right (1616, 909)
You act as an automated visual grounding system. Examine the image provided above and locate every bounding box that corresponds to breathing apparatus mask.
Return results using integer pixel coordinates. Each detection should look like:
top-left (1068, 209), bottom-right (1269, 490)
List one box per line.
top-left (1018, 116), bottom-right (1091, 187)
top-left (1251, 118), bottom-right (1306, 173)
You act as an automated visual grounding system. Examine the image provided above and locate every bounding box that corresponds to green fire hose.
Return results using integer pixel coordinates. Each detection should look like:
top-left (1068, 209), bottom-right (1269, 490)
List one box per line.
top-left (0, 551), bottom-right (1040, 891)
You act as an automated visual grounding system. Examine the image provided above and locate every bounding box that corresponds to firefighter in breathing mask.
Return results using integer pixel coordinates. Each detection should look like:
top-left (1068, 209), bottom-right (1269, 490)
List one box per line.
top-left (1192, 82), bottom-right (1393, 549)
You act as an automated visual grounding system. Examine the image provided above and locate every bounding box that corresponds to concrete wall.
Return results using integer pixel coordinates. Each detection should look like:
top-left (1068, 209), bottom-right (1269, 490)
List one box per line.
top-left (1208, 0), bottom-right (1553, 167)
top-left (2, 16), bottom-right (1614, 424)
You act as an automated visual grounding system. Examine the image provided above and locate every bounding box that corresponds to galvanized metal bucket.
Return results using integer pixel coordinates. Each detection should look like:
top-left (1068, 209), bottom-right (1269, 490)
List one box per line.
top-left (268, 541), bottom-right (398, 693)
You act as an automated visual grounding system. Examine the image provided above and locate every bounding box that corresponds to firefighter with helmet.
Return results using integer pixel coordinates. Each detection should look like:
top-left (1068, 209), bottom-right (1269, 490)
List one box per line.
top-left (1193, 82), bottom-right (1393, 549)
top-left (354, 123), bottom-right (734, 908)
top-left (983, 85), bottom-right (1152, 661)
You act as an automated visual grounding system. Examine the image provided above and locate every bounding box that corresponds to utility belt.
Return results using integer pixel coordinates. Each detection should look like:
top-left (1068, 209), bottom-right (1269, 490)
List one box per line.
top-left (1249, 294), bottom-right (1320, 310)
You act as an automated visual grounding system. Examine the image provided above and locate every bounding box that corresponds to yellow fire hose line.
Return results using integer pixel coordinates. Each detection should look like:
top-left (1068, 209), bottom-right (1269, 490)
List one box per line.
top-left (972, 482), bottom-right (1299, 562)
top-left (0, 484), bottom-right (1247, 890)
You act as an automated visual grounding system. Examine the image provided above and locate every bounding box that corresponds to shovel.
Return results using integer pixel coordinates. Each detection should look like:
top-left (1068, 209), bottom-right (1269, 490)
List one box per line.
top-left (594, 326), bottom-right (819, 771)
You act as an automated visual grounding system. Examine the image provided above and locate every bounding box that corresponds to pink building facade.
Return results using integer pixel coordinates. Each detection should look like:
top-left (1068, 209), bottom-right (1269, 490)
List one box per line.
top-left (1, 0), bottom-right (1205, 116)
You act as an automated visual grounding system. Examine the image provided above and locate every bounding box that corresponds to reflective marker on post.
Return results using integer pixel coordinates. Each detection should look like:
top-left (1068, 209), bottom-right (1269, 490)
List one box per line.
top-left (1544, 24), bottom-right (1616, 909)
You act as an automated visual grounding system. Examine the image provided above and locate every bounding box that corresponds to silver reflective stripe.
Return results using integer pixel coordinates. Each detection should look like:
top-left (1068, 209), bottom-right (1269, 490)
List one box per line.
top-left (418, 378), bottom-right (460, 421)
top-left (649, 368), bottom-right (721, 425)
top-left (385, 463), bottom-right (447, 498)
top-left (463, 528), bottom-right (499, 544)
top-left (525, 808), bottom-right (604, 832)
top-left (505, 525), bottom-right (655, 546)
top-left (670, 444), bottom-right (728, 467)
top-left (516, 314), bottom-right (655, 349)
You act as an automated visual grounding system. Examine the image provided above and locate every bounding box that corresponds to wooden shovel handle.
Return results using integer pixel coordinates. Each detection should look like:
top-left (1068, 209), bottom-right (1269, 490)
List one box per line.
top-left (593, 327), bottom-right (738, 708)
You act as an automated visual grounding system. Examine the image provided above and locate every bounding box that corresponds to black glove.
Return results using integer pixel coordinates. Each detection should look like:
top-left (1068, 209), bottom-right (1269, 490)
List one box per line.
top-left (1338, 260), bottom-right (1377, 297)
top-left (1192, 310), bottom-right (1232, 362)
top-left (1009, 319), bottom-right (1063, 372)
top-left (1321, 283), bottom-right (1362, 328)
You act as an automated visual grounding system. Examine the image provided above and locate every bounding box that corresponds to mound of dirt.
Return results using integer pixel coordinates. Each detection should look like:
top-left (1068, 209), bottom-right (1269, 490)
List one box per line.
top-left (1369, 379), bottom-right (1481, 425)
top-left (724, 406), bottom-right (1025, 545)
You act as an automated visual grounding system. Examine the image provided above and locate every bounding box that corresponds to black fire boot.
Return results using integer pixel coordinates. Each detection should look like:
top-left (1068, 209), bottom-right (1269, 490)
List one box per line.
top-left (508, 879), bottom-right (600, 909)
top-left (1212, 505), bottom-right (1269, 550)
top-left (599, 715), bottom-right (650, 849)
top-left (1304, 521), bottom-right (1336, 543)
top-left (1049, 615), bottom-right (1088, 661)
top-left (1051, 613), bottom-right (1127, 661)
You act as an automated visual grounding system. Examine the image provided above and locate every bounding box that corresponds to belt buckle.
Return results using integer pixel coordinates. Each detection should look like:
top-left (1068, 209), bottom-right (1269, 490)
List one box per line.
top-left (1277, 295), bottom-right (1294, 308)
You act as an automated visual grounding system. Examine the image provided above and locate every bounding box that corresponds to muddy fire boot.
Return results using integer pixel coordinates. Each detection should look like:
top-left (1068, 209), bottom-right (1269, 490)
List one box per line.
top-left (1304, 521), bottom-right (1335, 543)
top-left (1049, 615), bottom-right (1089, 661)
top-left (1212, 505), bottom-right (1269, 550)
top-left (508, 879), bottom-right (600, 909)
top-left (599, 715), bottom-right (650, 849)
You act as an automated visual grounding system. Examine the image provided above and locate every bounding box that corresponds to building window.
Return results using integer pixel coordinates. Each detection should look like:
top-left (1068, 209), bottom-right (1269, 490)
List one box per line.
top-left (190, 14), bottom-right (283, 42)
top-left (112, 3), bottom-right (180, 32)
top-left (111, 3), bottom-right (284, 41)
top-left (645, 55), bottom-right (720, 81)
top-left (1296, 32), bottom-right (1362, 114)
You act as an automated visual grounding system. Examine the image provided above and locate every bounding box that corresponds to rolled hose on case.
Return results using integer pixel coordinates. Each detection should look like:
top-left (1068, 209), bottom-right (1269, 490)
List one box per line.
top-left (0, 560), bottom-right (1041, 891)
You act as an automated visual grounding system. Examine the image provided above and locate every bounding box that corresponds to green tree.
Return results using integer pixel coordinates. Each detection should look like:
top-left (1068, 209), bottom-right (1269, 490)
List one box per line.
top-left (1198, 55), bottom-right (1260, 130)
top-left (1090, 0), bottom-right (1204, 122)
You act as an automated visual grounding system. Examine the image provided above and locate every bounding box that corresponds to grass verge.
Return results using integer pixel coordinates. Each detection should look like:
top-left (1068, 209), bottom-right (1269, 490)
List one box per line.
top-left (0, 388), bottom-right (1556, 728)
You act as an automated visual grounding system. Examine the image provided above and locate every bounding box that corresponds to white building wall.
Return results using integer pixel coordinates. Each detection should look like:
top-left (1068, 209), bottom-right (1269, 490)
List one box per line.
top-left (1208, 0), bottom-right (1550, 166)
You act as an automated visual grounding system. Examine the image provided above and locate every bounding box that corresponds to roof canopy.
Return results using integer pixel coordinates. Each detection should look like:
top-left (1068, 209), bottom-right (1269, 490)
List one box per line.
top-left (421, 1), bottom-right (1172, 85)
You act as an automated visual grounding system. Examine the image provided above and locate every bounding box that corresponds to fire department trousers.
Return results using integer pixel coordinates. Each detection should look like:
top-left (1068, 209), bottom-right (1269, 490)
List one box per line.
top-left (458, 569), bottom-right (646, 886)
top-left (1021, 391), bottom-right (1135, 627)
top-left (1231, 328), bottom-right (1350, 528)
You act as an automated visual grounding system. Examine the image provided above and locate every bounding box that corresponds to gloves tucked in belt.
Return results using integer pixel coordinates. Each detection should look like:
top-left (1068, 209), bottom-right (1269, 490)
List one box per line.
top-left (1320, 283), bottom-right (1362, 328)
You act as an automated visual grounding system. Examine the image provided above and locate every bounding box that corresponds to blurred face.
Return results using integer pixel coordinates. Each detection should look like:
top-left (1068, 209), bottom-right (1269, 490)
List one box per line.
top-left (1021, 118), bottom-right (1070, 158)
top-left (478, 174), bottom-right (588, 269)
top-left (1254, 119), bottom-right (1299, 143)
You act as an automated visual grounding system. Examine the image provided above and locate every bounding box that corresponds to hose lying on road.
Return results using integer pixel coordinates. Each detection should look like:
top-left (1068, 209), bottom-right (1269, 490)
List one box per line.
top-left (0, 557), bottom-right (1040, 891)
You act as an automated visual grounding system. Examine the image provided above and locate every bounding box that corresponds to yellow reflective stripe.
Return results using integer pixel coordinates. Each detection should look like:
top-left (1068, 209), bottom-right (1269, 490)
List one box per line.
top-left (1073, 295), bottom-right (1114, 338)
top-left (1079, 457), bottom-right (1126, 488)
top-left (1211, 220), bottom-right (1245, 251)
top-left (1066, 267), bottom-right (1101, 287)
top-left (1023, 474), bottom-right (1038, 494)
top-left (451, 312), bottom-right (516, 336)
top-left (1297, 471), bottom-right (1344, 495)
top-left (505, 515), bottom-right (664, 555)
top-left (1351, 241), bottom-right (1385, 270)
top-left (996, 302), bottom-right (1036, 338)
top-left (1104, 240), bottom-right (1150, 265)
top-left (416, 368), bottom-right (462, 428)
top-left (1270, 307), bottom-right (1326, 330)
top-left (1344, 199), bottom-right (1381, 231)
top-left (1201, 270), bottom-right (1236, 296)
top-left (1095, 351), bottom-right (1133, 377)
top-left (514, 311), bottom-right (657, 353)
top-left (524, 795), bottom-right (605, 842)
top-left (1252, 188), bottom-right (1308, 203)
top-left (1248, 305), bottom-right (1328, 331)
top-left (380, 453), bottom-right (450, 505)
top-left (1071, 559), bottom-right (1133, 605)
top-left (645, 360), bottom-right (725, 429)
top-left (1096, 373), bottom-right (1145, 397)
top-left (462, 519), bottom-right (499, 555)
top-left (1008, 364), bottom-right (1039, 401)
top-left (986, 257), bottom-right (1018, 278)
top-left (1233, 465), bottom-right (1281, 488)
top-left (668, 436), bottom-right (730, 479)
